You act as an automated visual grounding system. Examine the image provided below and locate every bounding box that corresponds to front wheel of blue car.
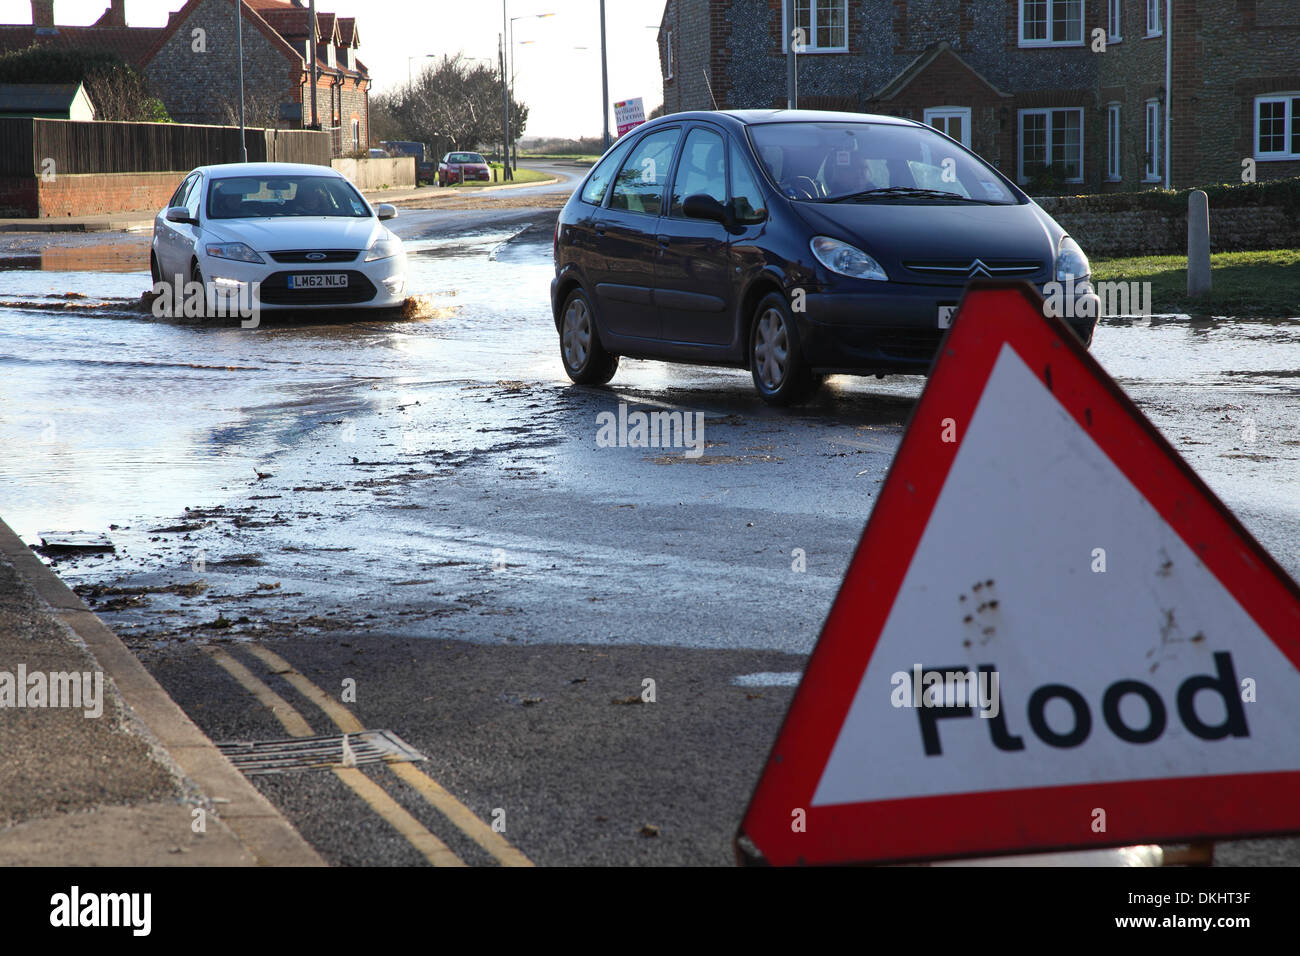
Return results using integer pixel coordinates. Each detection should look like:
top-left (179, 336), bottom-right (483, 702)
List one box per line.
top-left (560, 287), bottom-right (619, 385)
top-left (750, 292), bottom-right (820, 406)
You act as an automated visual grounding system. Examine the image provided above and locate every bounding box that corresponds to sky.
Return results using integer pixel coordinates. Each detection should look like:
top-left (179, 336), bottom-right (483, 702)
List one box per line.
top-left (0, 0), bottom-right (666, 138)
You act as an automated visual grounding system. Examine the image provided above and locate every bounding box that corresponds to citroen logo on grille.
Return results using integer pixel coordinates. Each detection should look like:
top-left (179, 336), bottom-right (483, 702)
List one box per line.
top-left (968, 259), bottom-right (992, 278)
top-left (306, 252), bottom-right (326, 261)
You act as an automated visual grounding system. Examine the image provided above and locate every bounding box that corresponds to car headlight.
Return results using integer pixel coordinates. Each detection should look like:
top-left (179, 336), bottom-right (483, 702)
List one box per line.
top-left (1055, 236), bottom-right (1090, 281)
top-left (810, 236), bottom-right (888, 281)
top-left (364, 237), bottom-right (402, 262)
top-left (205, 242), bottom-right (264, 264)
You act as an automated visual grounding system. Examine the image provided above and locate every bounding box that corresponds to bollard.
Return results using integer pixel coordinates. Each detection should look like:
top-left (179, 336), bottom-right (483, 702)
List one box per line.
top-left (1187, 189), bottom-right (1211, 296)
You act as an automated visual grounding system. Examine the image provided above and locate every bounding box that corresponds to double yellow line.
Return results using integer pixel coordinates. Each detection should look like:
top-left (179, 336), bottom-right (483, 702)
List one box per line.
top-left (205, 644), bottom-right (533, 867)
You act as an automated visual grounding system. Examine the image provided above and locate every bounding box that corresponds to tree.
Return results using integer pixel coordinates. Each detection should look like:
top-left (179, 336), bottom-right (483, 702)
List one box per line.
top-left (376, 54), bottom-right (528, 156)
top-left (0, 45), bottom-right (169, 122)
top-left (208, 86), bottom-right (284, 131)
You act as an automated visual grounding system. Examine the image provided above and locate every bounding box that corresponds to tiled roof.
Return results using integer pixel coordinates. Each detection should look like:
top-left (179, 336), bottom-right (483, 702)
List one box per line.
top-left (0, 0), bottom-right (366, 79)
top-left (0, 82), bottom-right (83, 112)
top-left (0, 24), bottom-right (165, 69)
top-left (338, 17), bottom-right (357, 47)
top-left (260, 7), bottom-right (312, 39)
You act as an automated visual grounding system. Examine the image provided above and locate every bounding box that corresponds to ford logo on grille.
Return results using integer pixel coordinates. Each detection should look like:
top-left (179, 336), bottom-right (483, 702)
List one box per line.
top-left (305, 252), bottom-right (327, 261)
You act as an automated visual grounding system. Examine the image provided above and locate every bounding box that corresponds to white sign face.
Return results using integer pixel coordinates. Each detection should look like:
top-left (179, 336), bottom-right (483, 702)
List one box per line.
top-left (739, 285), bottom-right (1300, 867)
top-left (615, 97), bottom-right (646, 138)
top-left (812, 345), bottom-right (1300, 807)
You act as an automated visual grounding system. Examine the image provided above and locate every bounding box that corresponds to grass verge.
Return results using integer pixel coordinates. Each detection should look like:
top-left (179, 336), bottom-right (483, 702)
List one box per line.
top-left (450, 166), bottom-right (551, 188)
top-left (1091, 248), bottom-right (1300, 318)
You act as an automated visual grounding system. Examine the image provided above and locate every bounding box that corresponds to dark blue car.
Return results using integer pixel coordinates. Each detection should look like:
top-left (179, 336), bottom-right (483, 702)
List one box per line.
top-left (551, 109), bottom-right (1100, 404)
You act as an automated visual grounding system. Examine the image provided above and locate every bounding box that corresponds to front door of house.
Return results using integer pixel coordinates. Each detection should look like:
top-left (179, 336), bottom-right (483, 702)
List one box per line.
top-left (924, 107), bottom-right (972, 148)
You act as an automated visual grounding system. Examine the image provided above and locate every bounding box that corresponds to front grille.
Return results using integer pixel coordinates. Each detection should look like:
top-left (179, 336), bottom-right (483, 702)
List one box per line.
top-left (258, 270), bottom-right (377, 305)
top-left (903, 258), bottom-right (1042, 278)
top-left (268, 249), bottom-right (360, 263)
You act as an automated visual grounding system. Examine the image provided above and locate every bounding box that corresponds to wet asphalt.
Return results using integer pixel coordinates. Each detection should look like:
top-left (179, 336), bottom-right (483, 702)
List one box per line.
top-left (1, 167), bottom-right (1298, 865)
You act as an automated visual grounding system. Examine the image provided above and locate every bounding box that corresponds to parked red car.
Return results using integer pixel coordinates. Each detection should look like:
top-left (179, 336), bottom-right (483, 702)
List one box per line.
top-left (438, 152), bottom-right (491, 186)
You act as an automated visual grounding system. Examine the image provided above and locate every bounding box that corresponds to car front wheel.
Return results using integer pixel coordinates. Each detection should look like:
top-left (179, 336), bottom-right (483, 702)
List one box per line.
top-left (559, 288), bottom-right (618, 385)
top-left (190, 258), bottom-right (210, 318)
top-left (750, 292), bottom-right (820, 405)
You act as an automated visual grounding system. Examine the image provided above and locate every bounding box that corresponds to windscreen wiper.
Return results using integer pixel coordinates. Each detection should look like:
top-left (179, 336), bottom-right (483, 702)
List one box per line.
top-left (827, 186), bottom-right (996, 203)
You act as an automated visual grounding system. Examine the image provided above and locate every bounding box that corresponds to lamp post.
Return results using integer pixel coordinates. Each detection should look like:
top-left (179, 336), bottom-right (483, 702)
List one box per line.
top-left (236, 0), bottom-right (247, 160)
top-left (506, 14), bottom-right (553, 172)
top-left (408, 54), bottom-right (435, 87)
top-left (600, 0), bottom-right (609, 150)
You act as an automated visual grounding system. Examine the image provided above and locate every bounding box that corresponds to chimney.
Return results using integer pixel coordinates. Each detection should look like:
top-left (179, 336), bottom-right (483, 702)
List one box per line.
top-left (31, 0), bottom-right (55, 29)
top-left (104, 0), bottom-right (126, 26)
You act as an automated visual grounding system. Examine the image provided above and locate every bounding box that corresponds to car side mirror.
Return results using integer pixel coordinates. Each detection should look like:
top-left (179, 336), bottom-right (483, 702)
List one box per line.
top-left (682, 193), bottom-right (728, 224)
top-left (376, 203), bottom-right (397, 221)
top-left (165, 206), bottom-right (194, 224)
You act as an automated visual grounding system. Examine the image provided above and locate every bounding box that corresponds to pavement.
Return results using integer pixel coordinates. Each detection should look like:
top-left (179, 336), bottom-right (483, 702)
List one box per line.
top-left (0, 517), bottom-right (323, 865)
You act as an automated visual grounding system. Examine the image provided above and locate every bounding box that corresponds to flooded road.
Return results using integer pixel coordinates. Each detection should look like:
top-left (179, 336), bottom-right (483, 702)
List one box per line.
top-left (1, 196), bottom-right (1297, 865)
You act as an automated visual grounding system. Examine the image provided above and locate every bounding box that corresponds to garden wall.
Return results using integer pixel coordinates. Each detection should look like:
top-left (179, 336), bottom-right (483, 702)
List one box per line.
top-left (1033, 178), bottom-right (1300, 258)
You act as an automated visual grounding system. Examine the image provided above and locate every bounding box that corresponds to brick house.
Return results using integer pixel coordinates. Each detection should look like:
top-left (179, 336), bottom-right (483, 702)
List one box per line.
top-left (143, 0), bottom-right (370, 153)
top-left (658, 1), bottom-right (1300, 192)
top-left (0, 0), bottom-right (370, 155)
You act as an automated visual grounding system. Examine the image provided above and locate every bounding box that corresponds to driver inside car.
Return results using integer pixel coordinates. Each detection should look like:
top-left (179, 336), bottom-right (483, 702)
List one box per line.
top-left (295, 182), bottom-right (334, 216)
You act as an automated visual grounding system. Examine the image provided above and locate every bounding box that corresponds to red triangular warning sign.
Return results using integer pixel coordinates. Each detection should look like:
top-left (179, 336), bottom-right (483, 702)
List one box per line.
top-left (736, 283), bottom-right (1300, 866)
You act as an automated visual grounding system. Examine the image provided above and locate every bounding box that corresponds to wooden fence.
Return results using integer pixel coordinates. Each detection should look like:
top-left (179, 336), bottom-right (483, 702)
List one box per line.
top-left (0, 117), bottom-right (332, 176)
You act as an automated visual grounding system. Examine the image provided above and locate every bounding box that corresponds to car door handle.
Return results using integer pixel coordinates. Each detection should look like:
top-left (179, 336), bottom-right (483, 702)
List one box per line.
top-left (594, 222), bottom-right (607, 236)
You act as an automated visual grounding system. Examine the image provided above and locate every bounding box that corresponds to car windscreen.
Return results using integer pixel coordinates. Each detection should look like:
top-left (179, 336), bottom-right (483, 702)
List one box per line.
top-left (747, 122), bottom-right (1018, 204)
top-left (206, 175), bottom-right (371, 219)
top-left (449, 153), bottom-right (485, 164)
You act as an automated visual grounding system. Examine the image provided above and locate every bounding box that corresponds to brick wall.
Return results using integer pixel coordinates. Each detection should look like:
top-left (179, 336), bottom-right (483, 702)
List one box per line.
top-left (0, 171), bottom-right (187, 218)
top-left (338, 78), bottom-right (369, 150)
top-left (145, 0), bottom-right (300, 127)
top-left (662, 0), bottom-right (713, 113)
top-left (1036, 177), bottom-right (1300, 255)
top-left (0, 178), bottom-right (38, 217)
top-left (675, 0), bottom-right (1300, 194)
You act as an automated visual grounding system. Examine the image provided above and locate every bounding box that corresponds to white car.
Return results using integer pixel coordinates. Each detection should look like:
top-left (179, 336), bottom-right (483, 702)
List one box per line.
top-left (151, 161), bottom-right (407, 312)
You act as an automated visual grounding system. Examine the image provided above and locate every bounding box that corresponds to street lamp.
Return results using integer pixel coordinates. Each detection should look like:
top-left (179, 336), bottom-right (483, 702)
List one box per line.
top-left (505, 11), bottom-right (554, 173)
top-left (235, 0), bottom-right (246, 160)
top-left (408, 54), bottom-right (435, 87)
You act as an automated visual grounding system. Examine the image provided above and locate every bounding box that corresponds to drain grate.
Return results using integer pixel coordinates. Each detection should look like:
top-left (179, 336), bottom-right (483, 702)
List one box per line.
top-left (216, 730), bottom-right (427, 775)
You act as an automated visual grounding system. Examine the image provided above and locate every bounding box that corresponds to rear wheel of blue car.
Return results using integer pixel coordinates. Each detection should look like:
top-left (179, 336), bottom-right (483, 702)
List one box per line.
top-left (560, 287), bottom-right (618, 385)
top-left (750, 292), bottom-right (820, 405)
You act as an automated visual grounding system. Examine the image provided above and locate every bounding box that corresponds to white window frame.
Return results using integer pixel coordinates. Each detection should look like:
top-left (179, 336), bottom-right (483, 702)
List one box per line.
top-left (1108, 0), bottom-right (1122, 42)
top-left (352, 118), bottom-right (360, 151)
top-left (1017, 107), bottom-right (1084, 184)
top-left (924, 107), bottom-right (972, 148)
top-left (1145, 0), bottom-right (1162, 37)
top-left (327, 44), bottom-right (336, 69)
top-left (1144, 99), bottom-right (1162, 181)
top-left (1018, 0), bottom-right (1084, 48)
top-left (1106, 102), bottom-right (1121, 181)
top-left (1254, 93), bottom-right (1300, 161)
top-left (781, 0), bottom-right (849, 54)
top-left (665, 30), bottom-right (673, 79)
